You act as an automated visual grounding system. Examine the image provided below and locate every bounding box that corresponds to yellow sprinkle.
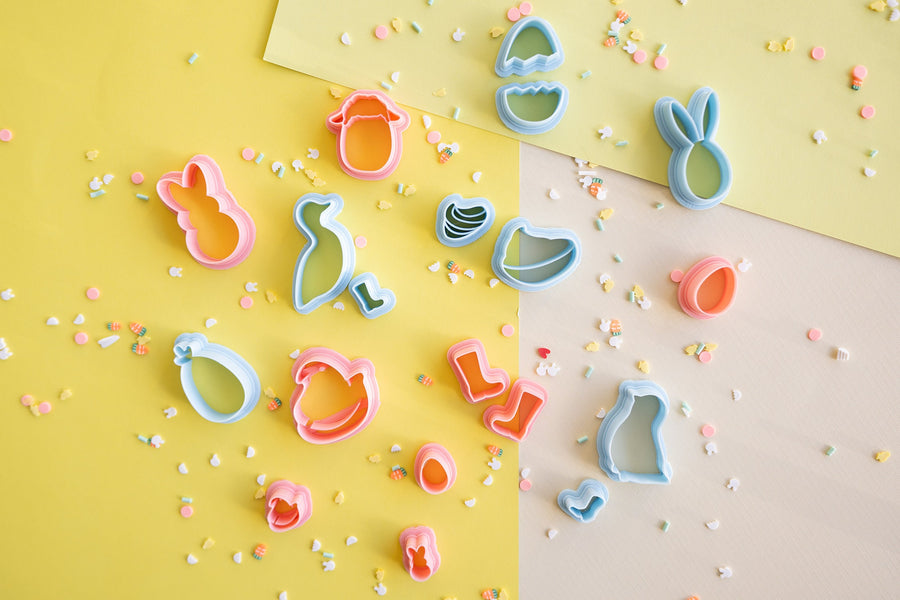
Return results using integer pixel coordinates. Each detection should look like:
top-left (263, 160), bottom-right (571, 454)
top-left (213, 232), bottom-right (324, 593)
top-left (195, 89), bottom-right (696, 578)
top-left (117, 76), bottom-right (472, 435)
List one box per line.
top-left (433, 88), bottom-right (447, 97)
top-left (766, 40), bottom-right (782, 52)
top-left (403, 184), bottom-right (417, 197)
top-left (489, 27), bottom-right (505, 38)
top-left (632, 284), bottom-right (645, 298)
top-left (706, 343), bottom-right (719, 352)
top-left (629, 29), bottom-right (643, 41)
top-left (254, 486), bottom-right (266, 499)
top-left (59, 389), bottom-right (73, 401)
top-left (265, 290), bottom-right (277, 303)
top-left (377, 200), bottom-right (392, 210)
top-left (375, 568), bottom-right (385, 582)
top-left (874, 450), bottom-right (891, 462)
top-left (329, 86), bottom-right (342, 99)
top-left (368, 454), bottom-right (382, 463)
top-left (498, 590), bottom-right (509, 600)
top-left (782, 37), bottom-right (795, 52)
top-left (602, 279), bottom-right (614, 293)
top-left (136, 334), bottom-right (151, 345)
top-left (637, 360), bottom-right (650, 374)
top-left (869, 0), bottom-right (887, 11)
top-left (312, 177), bottom-right (326, 187)
top-left (202, 537), bottom-right (215, 550)
top-left (85, 150), bottom-right (99, 161)
top-left (304, 168), bottom-right (317, 180)
top-left (264, 387), bottom-right (276, 399)
top-left (391, 17), bottom-right (402, 32)
top-left (334, 490), bottom-right (345, 505)
top-left (29, 405), bottom-right (41, 416)
top-left (598, 208), bottom-right (614, 220)
top-left (585, 341), bottom-right (600, 352)
top-left (611, 0), bottom-right (623, 4)
top-left (684, 344), bottom-right (699, 355)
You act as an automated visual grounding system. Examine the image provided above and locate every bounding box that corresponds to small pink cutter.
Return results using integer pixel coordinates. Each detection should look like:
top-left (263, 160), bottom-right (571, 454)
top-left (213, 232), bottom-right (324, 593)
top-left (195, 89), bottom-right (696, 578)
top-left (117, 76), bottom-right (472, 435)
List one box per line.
top-left (671, 256), bottom-right (737, 319)
top-left (265, 479), bottom-right (312, 532)
top-left (326, 89), bottom-right (410, 180)
top-left (399, 525), bottom-right (440, 582)
top-left (482, 379), bottom-right (547, 442)
top-left (289, 347), bottom-right (380, 444)
top-left (447, 339), bottom-right (510, 404)
top-left (413, 443), bottom-right (457, 494)
top-left (156, 154), bottom-right (255, 269)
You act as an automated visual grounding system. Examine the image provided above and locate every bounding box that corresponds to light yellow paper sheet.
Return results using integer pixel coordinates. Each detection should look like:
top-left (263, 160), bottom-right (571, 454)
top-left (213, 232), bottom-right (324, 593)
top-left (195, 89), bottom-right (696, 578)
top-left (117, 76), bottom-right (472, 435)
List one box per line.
top-left (265, 0), bottom-right (900, 257)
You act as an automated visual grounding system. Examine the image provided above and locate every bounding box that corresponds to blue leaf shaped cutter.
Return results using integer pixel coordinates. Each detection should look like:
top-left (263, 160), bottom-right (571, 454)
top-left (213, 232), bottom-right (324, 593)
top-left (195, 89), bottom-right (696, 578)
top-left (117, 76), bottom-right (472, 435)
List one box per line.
top-left (596, 380), bottom-right (673, 484)
top-left (654, 86), bottom-right (732, 210)
top-left (173, 332), bottom-right (261, 424)
top-left (292, 193), bottom-right (356, 314)
top-left (495, 81), bottom-right (569, 135)
top-left (557, 478), bottom-right (609, 523)
top-left (491, 217), bottom-right (582, 292)
top-left (435, 193), bottom-right (496, 248)
top-left (494, 16), bottom-right (565, 77)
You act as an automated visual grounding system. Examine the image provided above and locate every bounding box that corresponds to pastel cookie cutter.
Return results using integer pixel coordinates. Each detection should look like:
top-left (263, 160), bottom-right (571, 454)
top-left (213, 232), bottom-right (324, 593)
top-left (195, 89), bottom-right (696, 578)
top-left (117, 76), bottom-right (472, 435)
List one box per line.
top-left (671, 256), bottom-right (737, 319)
top-left (482, 378), bottom-right (547, 442)
top-left (446, 339), bottom-right (510, 404)
top-left (399, 526), bottom-right (440, 582)
top-left (435, 194), bottom-right (496, 248)
top-left (172, 332), bottom-right (261, 424)
top-left (495, 81), bottom-right (569, 135)
top-left (289, 347), bottom-right (380, 444)
top-left (326, 89), bottom-right (410, 180)
top-left (654, 87), bottom-right (733, 210)
top-left (495, 16), bottom-right (565, 77)
top-left (348, 272), bottom-right (396, 319)
top-left (265, 479), bottom-right (312, 532)
top-left (597, 380), bottom-right (673, 484)
top-left (557, 479), bottom-right (609, 523)
top-left (156, 154), bottom-right (256, 269)
top-left (491, 217), bottom-right (582, 291)
top-left (292, 193), bottom-right (356, 315)
top-left (413, 443), bottom-right (457, 495)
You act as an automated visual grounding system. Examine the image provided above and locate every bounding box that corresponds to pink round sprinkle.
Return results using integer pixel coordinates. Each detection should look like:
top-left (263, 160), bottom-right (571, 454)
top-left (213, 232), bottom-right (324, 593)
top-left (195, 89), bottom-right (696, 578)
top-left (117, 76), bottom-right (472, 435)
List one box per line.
top-left (653, 55), bottom-right (669, 70)
top-left (86, 287), bottom-right (101, 300)
top-left (180, 505), bottom-right (194, 518)
top-left (426, 130), bottom-right (442, 144)
top-left (860, 105), bottom-right (875, 119)
top-left (852, 65), bottom-right (868, 80)
top-left (519, 2), bottom-right (533, 15)
top-left (519, 478), bottom-right (533, 491)
top-left (239, 296), bottom-right (253, 309)
top-left (38, 402), bottom-right (52, 414)
top-left (375, 25), bottom-right (389, 40)
top-left (701, 424), bottom-right (716, 438)
top-left (354, 235), bottom-right (367, 248)
top-left (807, 328), bottom-right (823, 342)
top-left (633, 49), bottom-right (648, 64)
top-left (74, 332), bottom-right (89, 345)
top-left (0, 129), bottom-right (12, 142)
top-left (501, 324), bottom-right (515, 337)
top-left (507, 7), bottom-right (521, 22)
top-left (698, 350), bottom-right (712, 363)
top-left (810, 46), bottom-right (825, 61)
top-left (130, 171), bottom-right (144, 184)
top-left (669, 269), bottom-right (684, 283)
top-left (20, 394), bottom-right (34, 407)
top-left (241, 147), bottom-right (255, 161)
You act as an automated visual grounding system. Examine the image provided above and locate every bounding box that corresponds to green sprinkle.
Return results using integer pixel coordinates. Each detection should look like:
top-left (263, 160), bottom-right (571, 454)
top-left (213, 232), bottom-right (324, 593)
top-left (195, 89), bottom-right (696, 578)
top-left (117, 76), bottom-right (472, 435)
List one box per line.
top-left (411, 21), bottom-right (422, 33)
top-left (655, 202), bottom-right (664, 210)
top-left (657, 43), bottom-right (667, 55)
top-left (181, 497), bottom-right (193, 504)
top-left (322, 552), bottom-right (334, 559)
top-left (136, 193), bottom-right (149, 201)
top-left (137, 434), bottom-right (149, 443)
top-left (695, 343), bottom-right (706, 355)
top-left (576, 435), bottom-right (589, 444)
top-left (584, 366), bottom-right (594, 378)
top-left (187, 52), bottom-right (199, 65)
top-left (613, 254), bottom-right (623, 263)
top-left (615, 140), bottom-right (629, 147)
top-left (452, 107), bottom-right (461, 120)
top-left (681, 400), bottom-right (692, 415)
top-left (427, 0), bottom-right (435, 5)
top-left (825, 446), bottom-right (836, 456)
top-left (380, 81), bottom-right (393, 91)
top-left (254, 152), bottom-right (265, 165)
top-left (869, 149), bottom-right (878, 157)
top-left (277, 166), bottom-right (285, 178)
top-left (595, 218), bottom-right (604, 231)
top-left (89, 189), bottom-right (106, 198)
top-left (661, 520), bottom-right (670, 532)
top-left (580, 70), bottom-right (592, 79)
top-left (628, 291), bottom-right (635, 302)
top-left (396, 183), bottom-right (404, 194)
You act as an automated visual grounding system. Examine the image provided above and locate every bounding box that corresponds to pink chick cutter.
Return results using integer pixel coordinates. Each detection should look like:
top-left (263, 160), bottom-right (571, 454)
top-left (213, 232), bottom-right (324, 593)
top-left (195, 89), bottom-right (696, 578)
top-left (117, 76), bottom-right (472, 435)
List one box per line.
top-left (265, 479), bottom-right (312, 532)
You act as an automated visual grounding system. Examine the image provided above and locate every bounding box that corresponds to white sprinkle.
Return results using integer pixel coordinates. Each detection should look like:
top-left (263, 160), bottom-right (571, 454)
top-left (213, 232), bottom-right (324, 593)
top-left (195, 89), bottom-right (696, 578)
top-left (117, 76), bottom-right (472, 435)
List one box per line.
top-left (340, 32), bottom-right (351, 45)
top-left (346, 535), bottom-right (358, 546)
top-left (168, 266), bottom-right (183, 277)
top-left (256, 474), bottom-right (266, 485)
top-left (178, 463), bottom-right (189, 474)
top-left (289, 349), bottom-right (300, 359)
top-left (271, 161), bottom-right (283, 174)
top-left (210, 454), bottom-right (221, 467)
top-left (374, 583), bottom-right (387, 596)
top-left (390, 444), bottom-right (402, 453)
top-left (548, 188), bottom-right (561, 200)
top-left (164, 407), bottom-right (177, 418)
top-left (89, 177), bottom-right (102, 191)
top-left (482, 474), bottom-right (494, 486)
top-left (487, 457), bottom-right (501, 470)
top-left (864, 167), bottom-right (876, 178)
top-left (706, 520), bottom-right (720, 530)
top-left (427, 261), bottom-right (440, 272)
top-left (278, 592), bottom-right (287, 600)
top-left (547, 529), bottom-right (558, 539)
top-left (464, 269), bottom-right (475, 279)
top-left (246, 446), bottom-right (256, 458)
top-left (835, 347), bottom-right (850, 361)
top-left (205, 318), bottom-right (217, 328)
top-left (332, 301), bottom-right (345, 311)
top-left (73, 313), bottom-right (85, 325)
top-left (46, 317), bottom-right (60, 325)
top-left (705, 442), bottom-right (718, 455)
top-left (595, 408), bottom-right (607, 419)
top-left (731, 389), bottom-right (742, 401)
top-left (322, 560), bottom-right (336, 572)
top-left (233, 552), bottom-right (242, 564)
top-left (244, 281), bottom-right (258, 293)
top-left (472, 171), bottom-right (482, 183)
top-left (489, 278), bottom-right (499, 288)
top-left (311, 539), bottom-right (322, 552)
top-left (0, 289), bottom-right (14, 301)
top-left (464, 498), bottom-right (476, 507)
top-left (187, 554), bottom-right (198, 565)
top-left (718, 566), bottom-right (733, 579)
top-left (598, 126), bottom-right (613, 139)
top-left (726, 477), bottom-right (740, 491)
top-left (451, 27), bottom-right (465, 42)
top-left (291, 159), bottom-right (303, 171)
top-left (307, 148), bottom-right (320, 159)
top-left (448, 272), bottom-right (458, 284)
top-left (97, 335), bottom-right (119, 348)
top-left (102, 174), bottom-right (114, 185)
top-left (390, 71), bottom-right (400, 83)
top-left (520, 467), bottom-right (531, 478)
top-left (422, 115), bottom-right (432, 129)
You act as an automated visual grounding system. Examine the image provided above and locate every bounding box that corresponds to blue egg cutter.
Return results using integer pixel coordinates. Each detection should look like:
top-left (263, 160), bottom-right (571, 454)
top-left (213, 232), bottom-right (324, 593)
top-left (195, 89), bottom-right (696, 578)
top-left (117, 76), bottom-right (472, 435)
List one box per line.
top-left (495, 81), bottom-right (569, 135)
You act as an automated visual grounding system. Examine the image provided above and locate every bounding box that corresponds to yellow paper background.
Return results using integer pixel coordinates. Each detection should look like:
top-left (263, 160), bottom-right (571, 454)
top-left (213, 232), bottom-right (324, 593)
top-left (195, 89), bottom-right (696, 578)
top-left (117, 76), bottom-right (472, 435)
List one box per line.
top-left (265, 0), bottom-right (900, 257)
top-left (0, 2), bottom-right (520, 598)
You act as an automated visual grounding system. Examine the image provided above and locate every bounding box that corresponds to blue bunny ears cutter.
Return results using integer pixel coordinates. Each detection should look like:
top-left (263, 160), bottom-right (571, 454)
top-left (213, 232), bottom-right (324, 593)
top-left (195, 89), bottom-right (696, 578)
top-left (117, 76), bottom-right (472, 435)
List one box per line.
top-left (654, 87), bottom-right (733, 210)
